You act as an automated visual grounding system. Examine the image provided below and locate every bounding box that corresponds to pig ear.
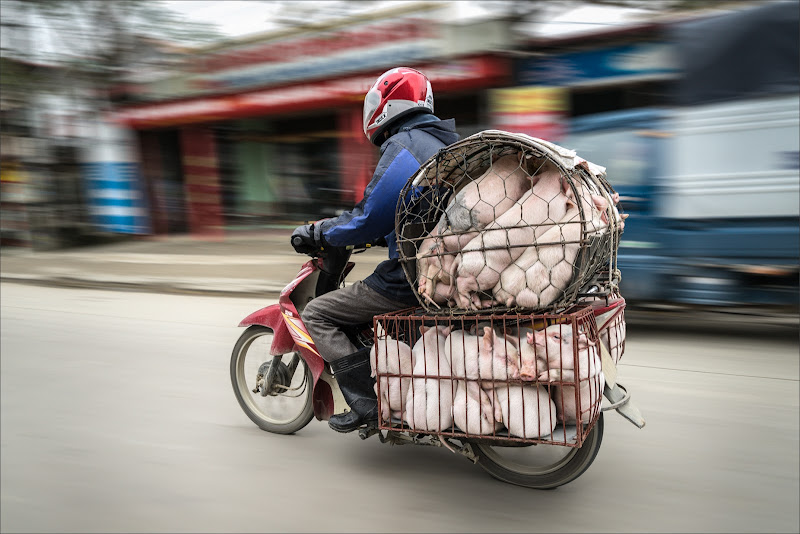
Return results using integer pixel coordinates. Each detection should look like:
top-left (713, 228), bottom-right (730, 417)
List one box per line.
top-left (561, 177), bottom-right (573, 196)
top-left (419, 325), bottom-right (428, 335)
top-left (441, 326), bottom-right (452, 336)
top-left (562, 181), bottom-right (577, 209)
top-left (591, 194), bottom-right (608, 211)
top-left (482, 327), bottom-right (494, 351)
top-left (526, 331), bottom-right (534, 344)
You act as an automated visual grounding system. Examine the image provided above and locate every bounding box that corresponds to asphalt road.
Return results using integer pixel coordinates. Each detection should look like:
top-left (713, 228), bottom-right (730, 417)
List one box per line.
top-left (1, 284), bottom-right (798, 533)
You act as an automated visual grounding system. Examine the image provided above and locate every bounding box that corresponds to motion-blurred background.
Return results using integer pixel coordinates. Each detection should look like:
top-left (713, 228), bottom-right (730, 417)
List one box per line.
top-left (1, 0), bottom-right (798, 313)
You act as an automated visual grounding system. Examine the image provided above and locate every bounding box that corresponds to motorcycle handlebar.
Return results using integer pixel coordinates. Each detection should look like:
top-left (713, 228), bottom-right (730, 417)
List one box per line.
top-left (293, 238), bottom-right (384, 258)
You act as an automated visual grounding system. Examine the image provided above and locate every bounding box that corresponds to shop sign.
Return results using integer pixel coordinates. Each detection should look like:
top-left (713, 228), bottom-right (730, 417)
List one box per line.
top-left (113, 56), bottom-right (510, 129)
top-left (517, 42), bottom-right (677, 87)
top-left (490, 86), bottom-right (568, 141)
top-left (155, 17), bottom-right (443, 99)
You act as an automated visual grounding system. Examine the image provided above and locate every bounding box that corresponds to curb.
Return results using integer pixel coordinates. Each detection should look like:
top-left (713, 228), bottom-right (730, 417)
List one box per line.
top-left (0, 274), bottom-right (285, 299)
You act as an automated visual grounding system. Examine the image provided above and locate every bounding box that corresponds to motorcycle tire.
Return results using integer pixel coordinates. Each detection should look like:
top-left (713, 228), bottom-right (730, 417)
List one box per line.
top-left (230, 325), bottom-right (315, 434)
top-left (469, 413), bottom-right (604, 489)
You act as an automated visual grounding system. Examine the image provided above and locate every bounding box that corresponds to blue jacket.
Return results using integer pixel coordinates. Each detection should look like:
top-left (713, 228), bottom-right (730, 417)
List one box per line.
top-left (316, 113), bottom-right (459, 304)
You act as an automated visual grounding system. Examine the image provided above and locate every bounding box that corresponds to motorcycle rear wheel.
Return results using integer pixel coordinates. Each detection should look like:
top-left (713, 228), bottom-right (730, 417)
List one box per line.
top-left (470, 413), bottom-right (604, 489)
top-left (230, 325), bottom-right (314, 434)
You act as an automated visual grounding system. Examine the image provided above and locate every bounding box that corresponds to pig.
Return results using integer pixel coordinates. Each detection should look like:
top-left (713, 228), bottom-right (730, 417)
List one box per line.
top-left (452, 167), bottom-right (573, 310)
top-left (416, 230), bottom-right (460, 307)
top-left (551, 374), bottom-right (605, 424)
top-left (452, 380), bottom-right (503, 435)
top-left (529, 323), bottom-right (601, 382)
top-left (442, 153), bottom-right (532, 235)
top-left (417, 153), bottom-right (534, 306)
top-left (528, 323), bottom-right (605, 424)
top-left (494, 385), bottom-right (557, 439)
top-left (513, 327), bottom-right (540, 383)
top-left (494, 183), bottom-right (609, 309)
top-left (370, 336), bottom-right (413, 421)
top-left (404, 325), bottom-right (454, 431)
top-left (446, 326), bottom-right (521, 386)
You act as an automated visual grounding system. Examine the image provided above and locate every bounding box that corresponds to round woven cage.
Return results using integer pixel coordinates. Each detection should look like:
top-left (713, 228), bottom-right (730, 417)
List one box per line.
top-left (396, 130), bottom-right (624, 315)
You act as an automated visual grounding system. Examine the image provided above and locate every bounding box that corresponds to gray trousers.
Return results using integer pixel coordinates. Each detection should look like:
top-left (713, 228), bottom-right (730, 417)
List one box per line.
top-left (302, 280), bottom-right (410, 362)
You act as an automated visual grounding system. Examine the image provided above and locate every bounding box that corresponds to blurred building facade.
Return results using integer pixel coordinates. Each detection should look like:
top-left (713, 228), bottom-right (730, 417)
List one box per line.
top-left (109, 2), bottom-right (518, 237)
top-left (106, 1), bottom-right (698, 239)
top-left (4, 0), bottom-right (797, 310)
top-left (0, 57), bottom-right (95, 249)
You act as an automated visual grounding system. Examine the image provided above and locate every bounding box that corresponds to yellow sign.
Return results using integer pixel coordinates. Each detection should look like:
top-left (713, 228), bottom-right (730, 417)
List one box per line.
top-left (490, 86), bottom-right (569, 140)
top-left (490, 87), bottom-right (568, 114)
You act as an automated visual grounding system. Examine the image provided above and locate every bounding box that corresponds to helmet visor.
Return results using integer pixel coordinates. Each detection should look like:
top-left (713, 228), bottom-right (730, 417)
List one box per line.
top-left (363, 88), bottom-right (381, 136)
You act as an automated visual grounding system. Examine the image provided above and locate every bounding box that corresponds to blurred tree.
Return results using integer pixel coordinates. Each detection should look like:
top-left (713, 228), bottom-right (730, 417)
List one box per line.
top-left (0, 0), bottom-right (224, 109)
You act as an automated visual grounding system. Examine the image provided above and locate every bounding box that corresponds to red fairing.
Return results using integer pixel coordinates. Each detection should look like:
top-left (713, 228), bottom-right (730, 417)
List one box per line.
top-left (238, 304), bottom-right (296, 356)
top-left (238, 256), bottom-right (332, 419)
top-left (278, 292), bottom-right (326, 384)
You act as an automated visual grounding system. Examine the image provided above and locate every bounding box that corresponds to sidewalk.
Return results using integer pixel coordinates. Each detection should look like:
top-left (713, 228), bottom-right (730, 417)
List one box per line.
top-left (0, 230), bottom-right (386, 298)
top-left (3, 231), bottom-right (798, 332)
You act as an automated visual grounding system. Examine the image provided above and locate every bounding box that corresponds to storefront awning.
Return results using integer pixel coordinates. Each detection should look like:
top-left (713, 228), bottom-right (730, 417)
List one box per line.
top-left (111, 55), bottom-right (510, 129)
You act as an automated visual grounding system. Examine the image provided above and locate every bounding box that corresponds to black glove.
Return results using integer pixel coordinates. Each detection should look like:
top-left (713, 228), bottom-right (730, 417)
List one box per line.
top-left (291, 223), bottom-right (318, 254)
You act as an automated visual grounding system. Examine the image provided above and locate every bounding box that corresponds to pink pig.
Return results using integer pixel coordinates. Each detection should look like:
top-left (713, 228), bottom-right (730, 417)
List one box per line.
top-left (446, 326), bottom-right (521, 386)
top-left (370, 335), bottom-right (413, 421)
top-left (529, 323), bottom-right (601, 382)
top-left (416, 231), bottom-right (459, 306)
top-left (404, 325), bottom-right (454, 431)
top-left (441, 153), bottom-right (532, 236)
top-left (452, 168), bottom-right (573, 310)
top-left (529, 323), bottom-right (605, 424)
top-left (551, 375), bottom-right (605, 424)
top-left (493, 385), bottom-right (557, 439)
top-left (452, 381), bottom-right (503, 435)
top-left (513, 327), bottom-right (540, 382)
top-left (510, 189), bottom-right (609, 309)
top-left (417, 153), bottom-right (532, 306)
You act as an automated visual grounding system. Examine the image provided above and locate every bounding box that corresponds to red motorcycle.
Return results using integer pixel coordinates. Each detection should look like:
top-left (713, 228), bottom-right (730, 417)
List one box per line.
top-left (230, 242), bottom-right (644, 489)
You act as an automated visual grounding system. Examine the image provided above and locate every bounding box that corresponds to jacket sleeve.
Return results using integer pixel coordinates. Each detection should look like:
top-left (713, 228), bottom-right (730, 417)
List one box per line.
top-left (317, 142), bottom-right (421, 247)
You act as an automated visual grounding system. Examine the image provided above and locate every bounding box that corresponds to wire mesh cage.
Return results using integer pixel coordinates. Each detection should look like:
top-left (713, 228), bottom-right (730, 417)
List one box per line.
top-left (581, 294), bottom-right (627, 365)
top-left (371, 304), bottom-right (605, 448)
top-left (396, 130), bottom-right (625, 315)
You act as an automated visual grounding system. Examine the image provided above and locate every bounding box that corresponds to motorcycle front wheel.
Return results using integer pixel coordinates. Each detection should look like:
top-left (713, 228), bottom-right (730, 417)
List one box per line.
top-left (469, 413), bottom-right (604, 489)
top-left (230, 325), bottom-right (315, 434)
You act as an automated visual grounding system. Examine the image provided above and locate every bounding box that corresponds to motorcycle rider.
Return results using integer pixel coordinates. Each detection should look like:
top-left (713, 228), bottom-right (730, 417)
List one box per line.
top-left (291, 67), bottom-right (460, 433)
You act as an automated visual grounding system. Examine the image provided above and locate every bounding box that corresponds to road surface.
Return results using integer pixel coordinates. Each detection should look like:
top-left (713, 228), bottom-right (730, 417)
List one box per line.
top-left (1, 284), bottom-right (797, 533)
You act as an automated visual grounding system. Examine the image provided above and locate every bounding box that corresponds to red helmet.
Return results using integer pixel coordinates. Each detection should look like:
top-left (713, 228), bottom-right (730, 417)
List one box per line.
top-left (363, 67), bottom-right (434, 145)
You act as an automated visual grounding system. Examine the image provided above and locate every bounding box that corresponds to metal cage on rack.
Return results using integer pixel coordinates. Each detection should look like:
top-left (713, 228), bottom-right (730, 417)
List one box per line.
top-left (395, 130), bottom-right (625, 315)
top-left (372, 305), bottom-right (604, 447)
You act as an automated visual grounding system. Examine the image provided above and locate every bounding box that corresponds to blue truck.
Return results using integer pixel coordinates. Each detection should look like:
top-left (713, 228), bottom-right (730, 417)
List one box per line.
top-left (564, 2), bottom-right (799, 311)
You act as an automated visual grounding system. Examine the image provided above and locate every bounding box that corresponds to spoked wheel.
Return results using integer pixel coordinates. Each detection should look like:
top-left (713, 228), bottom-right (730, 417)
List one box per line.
top-left (230, 325), bottom-right (314, 434)
top-left (469, 413), bottom-right (604, 489)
